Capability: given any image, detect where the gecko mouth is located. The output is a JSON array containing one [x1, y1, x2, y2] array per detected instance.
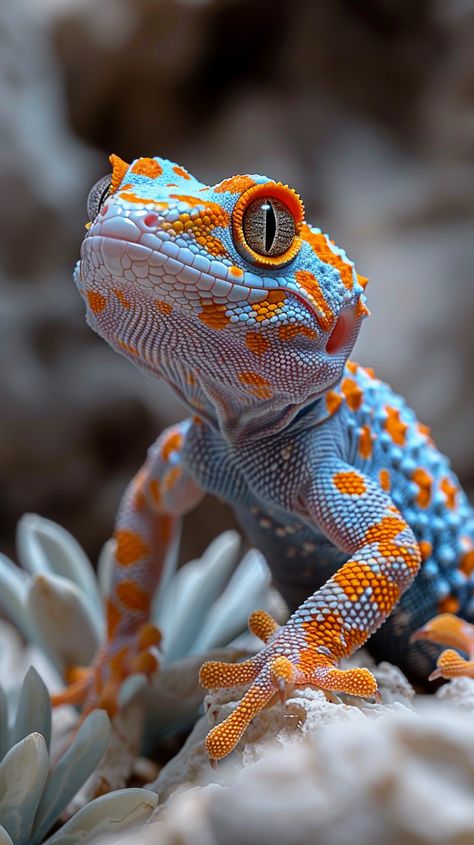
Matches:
[[81, 234, 272, 307], [80, 234, 323, 336]]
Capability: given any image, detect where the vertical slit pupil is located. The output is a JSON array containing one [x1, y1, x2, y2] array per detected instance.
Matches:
[[263, 201, 276, 253]]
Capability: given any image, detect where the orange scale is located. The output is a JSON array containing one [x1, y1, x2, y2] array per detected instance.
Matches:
[[115, 530, 150, 566]]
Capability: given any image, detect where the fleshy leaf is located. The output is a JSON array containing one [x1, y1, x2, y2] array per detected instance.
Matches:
[[27, 572, 102, 673], [17, 515, 103, 617], [0, 825, 13, 845], [150, 520, 181, 619], [0, 732, 48, 845], [158, 531, 241, 662], [11, 666, 52, 751], [32, 710, 111, 844], [41, 789, 158, 845], [0, 686, 8, 762], [96, 538, 115, 598], [191, 549, 271, 653], [0, 553, 34, 640]]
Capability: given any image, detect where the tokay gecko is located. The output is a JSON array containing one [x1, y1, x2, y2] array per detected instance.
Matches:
[[53, 153, 474, 761]]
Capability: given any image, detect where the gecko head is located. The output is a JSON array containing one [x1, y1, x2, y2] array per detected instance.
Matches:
[[76, 154, 369, 425]]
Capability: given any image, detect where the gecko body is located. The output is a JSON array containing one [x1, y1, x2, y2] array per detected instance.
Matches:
[[59, 154, 474, 759]]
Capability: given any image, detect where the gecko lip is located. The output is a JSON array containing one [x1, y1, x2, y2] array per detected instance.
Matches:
[[82, 234, 324, 340]]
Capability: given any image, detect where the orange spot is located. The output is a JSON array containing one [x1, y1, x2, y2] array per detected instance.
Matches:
[[278, 324, 316, 342], [161, 431, 183, 461], [163, 466, 182, 493], [198, 234, 228, 257], [460, 550, 474, 576], [419, 540, 432, 561], [156, 299, 172, 315], [238, 371, 272, 399], [385, 407, 408, 446], [365, 515, 407, 544], [246, 331, 270, 356], [295, 270, 334, 331], [326, 390, 342, 415], [341, 377, 363, 411], [112, 288, 130, 309], [87, 290, 107, 313], [438, 595, 460, 614], [116, 580, 150, 613], [229, 265, 244, 278], [333, 560, 400, 612], [149, 479, 161, 506], [215, 175, 256, 194], [363, 366, 376, 378], [131, 158, 163, 179], [106, 598, 121, 639], [412, 468, 432, 508], [417, 422, 433, 444], [379, 469, 391, 492], [109, 154, 130, 194], [440, 476, 458, 510], [199, 300, 230, 330], [173, 165, 191, 180], [358, 424, 372, 459], [133, 487, 147, 512], [357, 274, 369, 289], [119, 191, 168, 208], [115, 530, 150, 566], [355, 298, 371, 318], [268, 290, 286, 304], [346, 361, 358, 374], [117, 340, 139, 356], [157, 515, 173, 544], [333, 470, 367, 496], [300, 223, 355, 290], [170, 195, 228, 219], [251, 291, 286, 322], [169, 195, 229, 256]]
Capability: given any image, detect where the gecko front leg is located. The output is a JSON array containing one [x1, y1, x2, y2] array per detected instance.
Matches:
[[200, 460, 421, 761], [52, 419, 204, 717]]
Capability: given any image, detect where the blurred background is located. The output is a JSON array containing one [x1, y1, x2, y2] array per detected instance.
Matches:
[[0, 0, 473, 566]]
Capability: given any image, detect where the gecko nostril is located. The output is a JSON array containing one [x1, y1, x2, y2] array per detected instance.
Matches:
[[144, 213, 159, 228]]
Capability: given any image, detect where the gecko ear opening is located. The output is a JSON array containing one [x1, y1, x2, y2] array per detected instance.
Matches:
[[109, 154, 130, 194], [326, 311, 356, 355]]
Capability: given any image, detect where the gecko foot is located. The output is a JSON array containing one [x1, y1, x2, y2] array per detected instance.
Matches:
[[428, 649, 474, 681], [411, 613, 474, 657], [412, 613, 474, 682], [200, 611, 379, 762], [51, 622, 162, 717]]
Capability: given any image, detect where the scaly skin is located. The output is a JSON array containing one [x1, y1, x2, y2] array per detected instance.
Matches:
[[54, 153, 474, 760]]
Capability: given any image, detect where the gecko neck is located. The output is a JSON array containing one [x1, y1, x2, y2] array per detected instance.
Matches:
[[157, 357, 333, 442]]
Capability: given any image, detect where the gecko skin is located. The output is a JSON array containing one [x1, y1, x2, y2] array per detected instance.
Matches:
[[56, 153, 474, 761]]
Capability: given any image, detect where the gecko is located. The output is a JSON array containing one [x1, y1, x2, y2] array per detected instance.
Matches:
[[53, 153, 474, 761]]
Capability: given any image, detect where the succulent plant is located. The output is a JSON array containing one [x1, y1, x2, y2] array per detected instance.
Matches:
[[0, 666, 157, 845], [0, 515, 274, 753]]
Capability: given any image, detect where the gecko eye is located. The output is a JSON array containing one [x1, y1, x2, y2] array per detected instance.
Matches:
[[87, 174, 113, 221], [232, 181, 304, 268], [243, 197, 295, 257]]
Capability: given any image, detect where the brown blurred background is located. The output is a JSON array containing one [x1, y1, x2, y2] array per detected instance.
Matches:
[[0, 0, 473, 566]]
